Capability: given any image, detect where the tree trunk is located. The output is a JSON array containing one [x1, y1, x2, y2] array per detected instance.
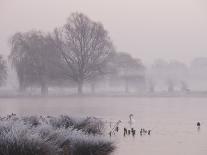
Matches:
[[168, 85, 174, 92], [77, 80, 83, 95], [18, 76, 26, 92], [19, 82, 26, 92], [91, 83, 96, 94], [149, 84, 154, 93], [41, 74, 48, 96], [125, 78, 129, 93], [41, 83, 48, 96]]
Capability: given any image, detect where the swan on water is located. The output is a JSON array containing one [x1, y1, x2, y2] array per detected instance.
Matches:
[[128, 114, 135, 128]]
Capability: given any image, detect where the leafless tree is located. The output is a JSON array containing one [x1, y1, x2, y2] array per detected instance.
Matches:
[[56, 13, 114, 94], [109, 52, 145, 93], [150, 59, 188, 92]]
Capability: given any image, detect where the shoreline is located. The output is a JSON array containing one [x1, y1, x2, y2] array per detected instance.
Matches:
[[1, 91, 207, 98]]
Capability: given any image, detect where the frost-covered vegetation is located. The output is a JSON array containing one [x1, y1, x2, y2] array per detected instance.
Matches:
[[0, 114, 115, 155]]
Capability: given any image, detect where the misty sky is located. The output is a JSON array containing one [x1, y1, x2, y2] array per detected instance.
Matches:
[[1, 0, 207, 64]]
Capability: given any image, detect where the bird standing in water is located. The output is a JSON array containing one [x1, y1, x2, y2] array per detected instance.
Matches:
[[128, 114, 135, 128], [197, 122, 201, 127], [197, 122, 201, 131], [128, 114, 136, 136]]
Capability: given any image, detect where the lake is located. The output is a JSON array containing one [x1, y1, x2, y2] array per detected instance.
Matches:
[[0, 97, 206, 155]]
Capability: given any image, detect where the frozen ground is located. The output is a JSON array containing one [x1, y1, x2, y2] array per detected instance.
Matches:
[[0, 114, 114, 155], [0, 97, 206, 155]]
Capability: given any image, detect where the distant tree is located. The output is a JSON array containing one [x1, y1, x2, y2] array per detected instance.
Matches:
[[147, 77, 156, 93], [110, 52, 145, 93], [189, 57, 207, 90], [180, 80, 190, 92], [55, 13, 114, 94], [9, 31, 61, 95], [0, 55, 7, 86], [190, 57, 207, 80], [166, 78, 175, 92], [148, 59, 168, 92], [150, 59, 188, 92], [167, 60, 188, 92]]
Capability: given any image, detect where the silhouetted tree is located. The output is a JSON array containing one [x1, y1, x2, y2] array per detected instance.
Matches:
[[56, 13, 114, 94]]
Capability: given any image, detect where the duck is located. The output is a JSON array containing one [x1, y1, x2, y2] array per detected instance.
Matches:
[[197, 122, 201, 127]]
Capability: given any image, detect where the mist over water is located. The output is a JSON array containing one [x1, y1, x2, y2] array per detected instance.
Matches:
[[1, 97, 207, 155]]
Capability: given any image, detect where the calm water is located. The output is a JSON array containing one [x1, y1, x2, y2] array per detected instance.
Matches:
[[0, 97, 207, 155]]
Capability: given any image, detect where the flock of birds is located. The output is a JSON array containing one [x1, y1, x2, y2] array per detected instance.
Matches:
[[109, 114, 202, 137], [109, 114, 152, 137], [1, 113, 202, 137]]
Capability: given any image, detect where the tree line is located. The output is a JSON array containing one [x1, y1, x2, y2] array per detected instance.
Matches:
[[1, 12, 206, 95], [3, 13, 144, 95]]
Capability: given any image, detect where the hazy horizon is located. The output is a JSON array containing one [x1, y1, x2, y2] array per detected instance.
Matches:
[[1, 0, 207, 64]]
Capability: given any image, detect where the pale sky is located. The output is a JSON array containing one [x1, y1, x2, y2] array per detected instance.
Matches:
[[1, 0, 207, 64]]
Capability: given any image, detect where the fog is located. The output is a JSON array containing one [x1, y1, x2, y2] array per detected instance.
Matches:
[[1, 0, 207, 64], [1, 1, 207, 155]]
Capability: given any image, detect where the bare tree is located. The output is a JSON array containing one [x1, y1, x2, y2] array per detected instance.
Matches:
[[57, 13, 114, 94], [150, 59, 188, 92], [147, 77, 156, 93], [109, 52, 145, 93], [0, 55, 7, 86]]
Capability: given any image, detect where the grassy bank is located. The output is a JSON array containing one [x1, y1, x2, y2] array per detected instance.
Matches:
[[0, 114, 115, 155]]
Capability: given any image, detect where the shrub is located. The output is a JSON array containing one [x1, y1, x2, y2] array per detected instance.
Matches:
[[0, 115, 115, 155]]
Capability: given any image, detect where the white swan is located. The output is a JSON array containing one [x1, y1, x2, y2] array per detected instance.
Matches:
[[128, 114, 135, 128]]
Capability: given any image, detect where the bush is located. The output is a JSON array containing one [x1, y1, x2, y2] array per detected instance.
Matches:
[[0, 115, 115, 155]]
